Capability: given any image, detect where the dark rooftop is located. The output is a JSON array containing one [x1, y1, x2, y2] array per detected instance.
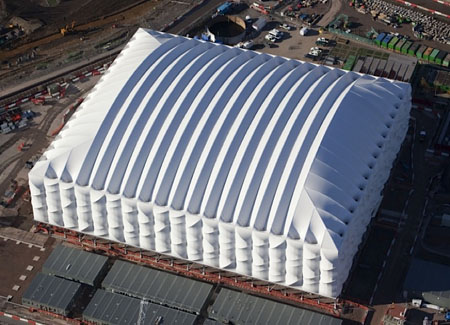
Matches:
[[22, 273, 82, 314], [101, 260, 213, 314], [404, 258, 450, 293], [42, 245, 108, 286], [83, 289, 198, 325], [209, 288, 343, 325]]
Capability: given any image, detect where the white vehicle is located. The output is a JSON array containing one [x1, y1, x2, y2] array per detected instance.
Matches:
[[280, 23, 293, 30], [419, 130, 426, 142], [242, 40, 254, 49], [269, 29, 283, 40], [269, 29, 282, 36], [265, 34, 276, 42], [299, 27, 309, 36]]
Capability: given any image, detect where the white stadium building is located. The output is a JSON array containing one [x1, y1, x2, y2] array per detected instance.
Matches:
[[29, 29, 411, 298]]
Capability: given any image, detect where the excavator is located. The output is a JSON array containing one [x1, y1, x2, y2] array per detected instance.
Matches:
[[60, 21, 76, 36]]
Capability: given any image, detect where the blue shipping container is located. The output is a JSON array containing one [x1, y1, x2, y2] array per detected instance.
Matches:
[[217, 2, 232, 14], [375, 33, 386, 46]]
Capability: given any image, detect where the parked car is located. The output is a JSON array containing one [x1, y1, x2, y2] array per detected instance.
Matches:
[[280, 23, 293, 30], [265, 34, 277, 42]]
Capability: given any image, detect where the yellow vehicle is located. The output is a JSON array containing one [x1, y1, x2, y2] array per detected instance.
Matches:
[[60, 21, 75, 36]]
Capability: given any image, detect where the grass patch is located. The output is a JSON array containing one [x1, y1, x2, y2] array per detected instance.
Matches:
[[46, 0, 59, 7]]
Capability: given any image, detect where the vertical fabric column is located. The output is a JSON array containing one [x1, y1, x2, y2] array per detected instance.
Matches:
[[252, 230, 269, 280], [59, 182, 78, 229], [302, 242, 320, 293], [319, 249, 338, 297], [186, 212, 203, 261], [122, 198, 140, 247], [74, 185, 93, 232], [44, 177, 63, 226], [106, 193, 124, 242], [90, 192, 108, 237], [235, 226, 252, 276], [137, 201, 155, 250], [285, 237, 303, 286], [153, 205, 171, 253], [202, 217, 219, 267], [29, 181, 48, 223], [269, 234, 286, 283], [219, 221, 235, 269], [169, 209, 187, 258]]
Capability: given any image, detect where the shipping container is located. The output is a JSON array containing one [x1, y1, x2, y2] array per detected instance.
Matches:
[[374, 33, 386, 46], [388, 36, 399, 50], [444, 54, 450, 67], [436, 51, 447, 66], [217, 2, 233, 14], [252, 17, 267, 31], [423, 47, 433, 61], [343, 55, 356, 70], [352, 59, 364, 72], [382, 34, 393, 48], [395, 39, 405, 53], [369, 58, 380, 75], [408, 43, 420, 56], [416, 45, 427, 59], [429, 49, 440, 63], [402, 41, 412, 54]]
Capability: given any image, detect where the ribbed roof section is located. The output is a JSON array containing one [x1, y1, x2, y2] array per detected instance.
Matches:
[[30, 29, 411, 297]]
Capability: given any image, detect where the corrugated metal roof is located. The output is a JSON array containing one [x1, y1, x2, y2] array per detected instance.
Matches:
[[42, 245, 108, 286], [102, 260, 213, 314], [83, 289, 197, 325], [209, 288, 342, 325], [22, 273, 81, 314]]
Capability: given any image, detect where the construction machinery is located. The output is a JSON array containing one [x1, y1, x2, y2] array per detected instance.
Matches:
[[60, 21, 76, 36]]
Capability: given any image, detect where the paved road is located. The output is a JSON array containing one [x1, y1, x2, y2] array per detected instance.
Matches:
[[369, 108, 442, 324], [319, 0, 343, 27], [0, 315, 26, 325], [0, 48, 122, 101], [167, 0, 224, 35]]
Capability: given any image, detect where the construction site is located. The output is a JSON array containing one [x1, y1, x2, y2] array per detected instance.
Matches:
[[0, 0, 450, 324]]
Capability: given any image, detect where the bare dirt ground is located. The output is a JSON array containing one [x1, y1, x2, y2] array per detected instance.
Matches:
[[0, 237, 55, 304], [0, 0, 201, 91], [2, 0, 145, 40]]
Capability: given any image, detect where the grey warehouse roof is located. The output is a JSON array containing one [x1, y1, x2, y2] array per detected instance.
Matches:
[[22, 273, 81, 313], [42, 244, 108, 286], [404, 258, 450, 308], [102, 260, 212, 314], [83, 289, 197, 325], [210, 288, 342, 325], [404, 258, 450, 292]]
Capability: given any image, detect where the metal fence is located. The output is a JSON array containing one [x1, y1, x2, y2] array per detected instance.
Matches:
[[328, 28, 376, 46]]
